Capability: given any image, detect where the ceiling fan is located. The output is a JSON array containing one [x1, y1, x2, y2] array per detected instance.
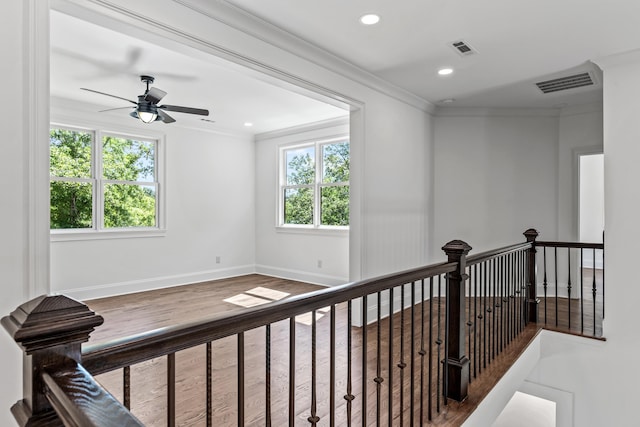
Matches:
[[81, 75, 209, 124]]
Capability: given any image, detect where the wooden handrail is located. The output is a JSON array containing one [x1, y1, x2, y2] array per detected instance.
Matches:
[[4, 228, 606, 426], [536, 241, 604, 249], [82, 261, 458, 374], [466, 242, 532, 266], [43, 360, 143, 427]]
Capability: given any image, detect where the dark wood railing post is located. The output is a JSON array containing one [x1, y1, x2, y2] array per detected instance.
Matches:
[[442, 240, 472, 402], [2, 295, 104, 426], [524, 229, 540, 324]]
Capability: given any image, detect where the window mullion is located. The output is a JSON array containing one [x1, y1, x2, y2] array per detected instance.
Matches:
[[94, 130, 103, 231], [315, 142, 321, 227]]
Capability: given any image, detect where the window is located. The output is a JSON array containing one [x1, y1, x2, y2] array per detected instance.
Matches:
[[50, 125, 163, 237], [279, 138, 349, 228]]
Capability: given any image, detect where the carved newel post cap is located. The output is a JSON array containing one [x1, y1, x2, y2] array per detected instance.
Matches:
[[523, 229, 539, 241], [442, 240, 472, 256], [2, 295, 104, 354]]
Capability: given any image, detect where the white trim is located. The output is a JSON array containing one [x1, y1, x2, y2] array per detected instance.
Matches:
[[173, 0, 433, 113], [255, 117, 350, 142], [49, 123, 167, 236], [278, 137, 350, 228], [56, 265, 255, 301], [254, 265, 347, 287], [25, 0, 51, 299]]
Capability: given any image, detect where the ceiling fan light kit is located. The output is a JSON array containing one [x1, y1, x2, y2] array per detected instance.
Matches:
[[81, 75, 209, 124]]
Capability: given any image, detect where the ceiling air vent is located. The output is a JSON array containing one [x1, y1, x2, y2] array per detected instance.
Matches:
[[450, 40, 476, 56], [535, 72, 595, 94]]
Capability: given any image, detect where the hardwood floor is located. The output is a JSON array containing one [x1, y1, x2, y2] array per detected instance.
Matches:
[[82, 274, 589, 426]]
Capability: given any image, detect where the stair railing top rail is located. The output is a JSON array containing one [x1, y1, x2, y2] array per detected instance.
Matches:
[[82, 260, 458, 375]]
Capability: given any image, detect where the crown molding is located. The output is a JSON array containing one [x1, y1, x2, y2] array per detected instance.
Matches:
[[173, 0, 434, 113], [255, 116, 349, 142]]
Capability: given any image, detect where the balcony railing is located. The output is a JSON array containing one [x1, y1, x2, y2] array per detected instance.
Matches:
[[2, 229, 604, 426]]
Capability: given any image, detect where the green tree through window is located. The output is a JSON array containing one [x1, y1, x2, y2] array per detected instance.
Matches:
[[281, 140, 349, 227], [50, 127, 159, 231]]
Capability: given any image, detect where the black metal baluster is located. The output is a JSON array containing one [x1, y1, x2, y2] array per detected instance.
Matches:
[[436, 275, 442, 414], [428, 278, 434, 421], [420, 279, 426, 425], [168, 353, 176, 427], [592, 248, 597, 335], [362, 295, 368, 427], [411, 282, 416, 427], [330, 305, 336, 427], [375, 292, 383, 426], [388, 288, 394, 427], [308, 311, 320, 426], [266, 325, 272, 427], [289, 318, 296, 427], [602, 243, 605, 319], [443, 274, 449, 408], [509, 253, 514, 342], [345, 301, 354, 427], [237, 334, 244, 427], [555, 247, 559, 327], [123, 366, 130, 410], [490, 258, 496, 363], [482, 261, 487, 370], [543, 247, 548, 325], [399, 286, 406, 425], [567, 248, 572, 330], [206, 343, 212, 427], [473, 264, 479, 378], [467, 267, 473, 384], [580, 248, 584, 335]]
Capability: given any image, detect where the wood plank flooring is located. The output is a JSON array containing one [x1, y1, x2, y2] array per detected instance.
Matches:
[[82, 274, 596, 426]]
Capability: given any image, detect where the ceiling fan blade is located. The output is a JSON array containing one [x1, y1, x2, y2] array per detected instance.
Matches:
[[81, 88, 137, 104], [99, 106, 135, 113], [158, 109, 176, 124], [144, 87, 167, 104], [159, 104, 209, 116]]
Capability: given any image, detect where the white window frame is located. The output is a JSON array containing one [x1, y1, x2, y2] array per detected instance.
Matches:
[[50, 123, 166, 241], [278, 136, 349, 232]]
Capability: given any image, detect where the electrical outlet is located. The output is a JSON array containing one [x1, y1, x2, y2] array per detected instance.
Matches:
[[216, 256, 221, 264]]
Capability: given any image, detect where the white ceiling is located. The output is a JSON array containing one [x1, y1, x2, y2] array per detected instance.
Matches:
[[221, 0, 640, 108], [52, 0, 640, 130], [50, 10, 349, 135]]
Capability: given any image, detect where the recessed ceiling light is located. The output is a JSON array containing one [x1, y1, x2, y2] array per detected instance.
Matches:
[[439, 98, 455, 104], [438, 68, 454, 76], [244, 122, 253, 127], [360, 14, 380, 25]]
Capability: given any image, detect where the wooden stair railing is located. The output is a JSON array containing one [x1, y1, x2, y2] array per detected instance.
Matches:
[[2, 229, 605, 426]]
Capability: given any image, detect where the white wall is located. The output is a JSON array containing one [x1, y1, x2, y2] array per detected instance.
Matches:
[[433, 110, 559, 255], [557, 106, 603, 241], [1, 2, 34, 425], [255, 119, 350, 286], [50, 100, 256, 300]]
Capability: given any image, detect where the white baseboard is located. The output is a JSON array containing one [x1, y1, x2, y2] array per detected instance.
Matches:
[[56, 265, 255, 301], [254, 264, 348, 287]]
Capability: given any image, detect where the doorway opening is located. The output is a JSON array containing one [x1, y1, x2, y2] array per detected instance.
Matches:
[[579, 153, 604, 268]]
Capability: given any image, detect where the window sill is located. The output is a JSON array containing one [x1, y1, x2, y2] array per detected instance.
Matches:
[[51, 228, 166, 242], [276, 225, 349, 237]]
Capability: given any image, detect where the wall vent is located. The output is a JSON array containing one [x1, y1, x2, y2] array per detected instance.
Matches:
[[450, 40, 477, 56], [535, 72, 595, 94]]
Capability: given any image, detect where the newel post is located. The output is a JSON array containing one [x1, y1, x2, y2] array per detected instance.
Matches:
[[524, 228, 540, 324], [1, 295, 104, 426], [442, 240, 472, 402]]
